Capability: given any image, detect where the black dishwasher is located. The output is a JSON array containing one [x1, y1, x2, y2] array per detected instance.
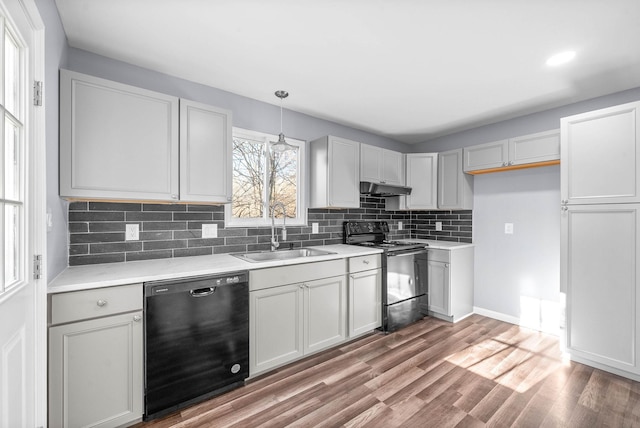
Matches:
[[143, 272, 249, 420]]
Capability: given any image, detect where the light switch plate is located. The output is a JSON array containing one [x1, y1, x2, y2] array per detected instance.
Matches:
[[398, 221, 403, 230], [202, 224, 218, 238], [435, 221, 442, 231], [125, 224, 139, 241], [505, 223, 514, 234], [312, 223, 319, 234]]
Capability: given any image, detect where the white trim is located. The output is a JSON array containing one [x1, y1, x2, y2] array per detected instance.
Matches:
[[473, 306, 560, 336], [473, 306, 520, 326], [16, 0, 46, 425]]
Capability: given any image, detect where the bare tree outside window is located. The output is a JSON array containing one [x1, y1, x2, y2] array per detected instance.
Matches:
[[231, 131, 301, 223]]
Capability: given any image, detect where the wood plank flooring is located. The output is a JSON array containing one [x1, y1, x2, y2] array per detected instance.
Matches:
[[134, 315, 640, 427]]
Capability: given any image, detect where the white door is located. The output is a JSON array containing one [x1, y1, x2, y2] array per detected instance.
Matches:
[[0, 1, 45, 427]]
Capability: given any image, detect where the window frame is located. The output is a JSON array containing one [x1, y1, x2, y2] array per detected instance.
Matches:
[[225, 127, 307, 228], [1, 14, 26, 296]]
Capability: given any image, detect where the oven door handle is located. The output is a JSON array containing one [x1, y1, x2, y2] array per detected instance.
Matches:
[[386, 249, 427, 257]]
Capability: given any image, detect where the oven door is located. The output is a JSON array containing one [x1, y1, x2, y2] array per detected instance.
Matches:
[[385, 248, 428, 305]]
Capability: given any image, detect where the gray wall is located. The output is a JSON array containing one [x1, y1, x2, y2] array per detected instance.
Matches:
[[412, 87, 640, 331]]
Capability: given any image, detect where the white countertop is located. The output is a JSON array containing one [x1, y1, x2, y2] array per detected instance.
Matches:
[[48, 244, 383, 294]]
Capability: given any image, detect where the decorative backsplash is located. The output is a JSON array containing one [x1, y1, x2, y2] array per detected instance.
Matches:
[[67, 197, 472, 266]]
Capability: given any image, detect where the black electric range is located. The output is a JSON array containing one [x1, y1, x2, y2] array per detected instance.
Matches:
[[343, 221, 429, 332]]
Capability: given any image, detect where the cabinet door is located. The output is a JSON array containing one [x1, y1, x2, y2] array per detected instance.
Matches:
[[179, 99, 232, 203], [562, 204, 640, 374], [59, 69, 179, 201], [360, 144, 382, 183], [561, 101, 640, 204], [349, 269, 382, 337], [509, 129, 560, 166], [463, 139, 508, 172], [250, 284, 303, 375], [438, 148, 473, 210], [49, 311, 143, 428], [304, 276, 347, 354], [428, 260, 450, 316], [381, 149, 405, 185], [406, 153, 438, 210], [328, 137, 360, 208]]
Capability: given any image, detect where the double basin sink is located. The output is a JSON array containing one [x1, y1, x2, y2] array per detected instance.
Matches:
[[232, 247, 336, 263]]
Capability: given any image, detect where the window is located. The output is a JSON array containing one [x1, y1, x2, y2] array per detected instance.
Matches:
[[226, 127, 306, 227], [1, 22, 25, 294]]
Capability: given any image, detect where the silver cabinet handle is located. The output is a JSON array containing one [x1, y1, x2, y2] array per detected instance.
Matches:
[[562, 206, 568, 211], [96, 299, 107, 307], [502, 162, 507, 166], [133, 315, 142, 322], [509, 161, 514, 165]]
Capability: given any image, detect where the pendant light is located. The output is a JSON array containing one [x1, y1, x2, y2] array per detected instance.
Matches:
[[270, 90, 296, 152]]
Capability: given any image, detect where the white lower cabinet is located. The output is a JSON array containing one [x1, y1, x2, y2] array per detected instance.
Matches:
[[48, 284, 143, 428], [348, 255, 382, 337], [427, 247, 474, 322], [249, 260, 347, 376]]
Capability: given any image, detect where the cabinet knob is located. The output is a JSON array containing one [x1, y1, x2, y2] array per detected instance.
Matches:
[[502, 162, 507, 167], [363, 260, 370, 265], [508, 161, 514, 166], [171, 194, 178, 200], [561, 206, 568, 211], [133, 315, 142, 322], [96, 299, 107, 307]]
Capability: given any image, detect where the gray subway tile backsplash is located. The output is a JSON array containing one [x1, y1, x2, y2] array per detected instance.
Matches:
[[66, 198, 472, 266]]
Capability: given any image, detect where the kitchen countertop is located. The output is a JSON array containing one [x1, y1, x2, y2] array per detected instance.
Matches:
[[47, 244, 383, 294]]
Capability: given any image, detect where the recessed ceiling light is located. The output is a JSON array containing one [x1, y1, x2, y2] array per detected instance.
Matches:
[[546, 51, 576, 67]]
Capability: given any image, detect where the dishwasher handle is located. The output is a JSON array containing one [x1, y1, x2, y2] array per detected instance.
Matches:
[[190, 287, 216, 297]]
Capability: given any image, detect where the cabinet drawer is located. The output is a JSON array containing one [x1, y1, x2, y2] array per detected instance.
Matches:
[[250, 259, 346, 291], [50, 283, 143, 325], [349, 254, 382, 273], [428, 249, 450, 263]]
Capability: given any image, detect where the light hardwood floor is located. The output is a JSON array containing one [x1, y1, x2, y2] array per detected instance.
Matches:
[[135, 315, 640, 427]]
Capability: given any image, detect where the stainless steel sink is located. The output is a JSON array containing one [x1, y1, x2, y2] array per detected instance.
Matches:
[[232, 247, 337, 263]]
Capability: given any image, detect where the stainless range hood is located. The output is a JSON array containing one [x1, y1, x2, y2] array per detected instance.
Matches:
[[360, 181, 412, 196]]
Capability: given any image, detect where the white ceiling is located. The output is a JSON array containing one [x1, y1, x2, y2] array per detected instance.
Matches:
[[54, 0, 640, 144]]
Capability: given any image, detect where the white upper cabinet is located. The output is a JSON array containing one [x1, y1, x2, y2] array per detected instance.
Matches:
[[438, 149, 473, 210], [60, 70, 233, 203], [60, 69, 180, 201], [463, 129, 560, 173], [561, 101, 640, 205], [309, 136, 360, 208], [463, 139, 509, 172], [179, 99, 232, 203], [360, 144, 405, 186], [387, 153, 438, 210]]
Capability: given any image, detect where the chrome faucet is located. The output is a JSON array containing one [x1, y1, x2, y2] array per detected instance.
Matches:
[[270, 202, 287, 251]]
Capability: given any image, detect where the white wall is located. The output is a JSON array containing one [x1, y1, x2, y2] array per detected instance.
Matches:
[[472, 165, 560, 334]]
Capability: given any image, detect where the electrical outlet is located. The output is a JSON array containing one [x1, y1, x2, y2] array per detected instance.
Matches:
[[435, 221, 442, 231], [202, 224, 218, 238], [125, 224, 139, 241], [312, 223, 319, 234], [398, 221, 403, 230], [505, 223, 514, 234]]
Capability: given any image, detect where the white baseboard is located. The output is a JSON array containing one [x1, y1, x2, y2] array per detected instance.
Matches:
[[473, 306, 559, 336]]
